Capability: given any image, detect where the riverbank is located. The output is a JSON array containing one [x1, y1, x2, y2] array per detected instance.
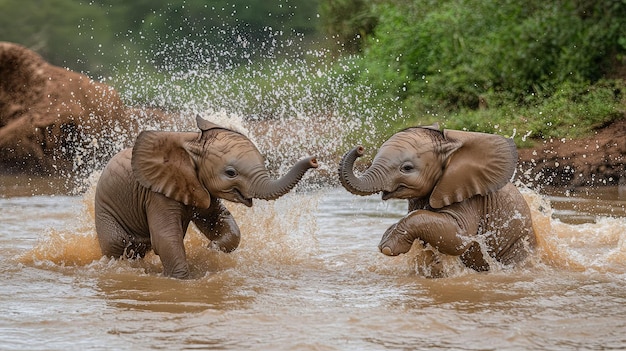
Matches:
[[517, 117, 626, 188]]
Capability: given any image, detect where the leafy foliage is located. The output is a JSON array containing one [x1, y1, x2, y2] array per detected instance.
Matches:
[[1, 0, 625, 145], [318, 0, 379, 52], [0, 0, 118, 75], [0, 0, 320, 75], [337, 0, 626, 141], [357, 0, 626, 104]]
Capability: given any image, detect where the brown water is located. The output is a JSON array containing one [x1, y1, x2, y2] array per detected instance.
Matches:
[[1, 176, 626, 350]]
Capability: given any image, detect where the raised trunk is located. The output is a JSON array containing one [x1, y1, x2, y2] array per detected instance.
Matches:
[[338, 146, 385, 196], [252, 156, 318, 200]]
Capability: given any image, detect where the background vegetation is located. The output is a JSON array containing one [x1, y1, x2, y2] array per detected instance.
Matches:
[[1, 0, 625, 146], [0, 0, 320, 75], [334, 0, 626, 143]]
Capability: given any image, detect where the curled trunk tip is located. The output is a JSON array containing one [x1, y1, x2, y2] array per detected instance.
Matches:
[[355, 145, 364, 157], [338, 145, 382, 196], [307, 157, 319, 169]]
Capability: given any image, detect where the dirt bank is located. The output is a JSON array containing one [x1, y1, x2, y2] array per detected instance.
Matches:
[[517, 118, 626, 188]]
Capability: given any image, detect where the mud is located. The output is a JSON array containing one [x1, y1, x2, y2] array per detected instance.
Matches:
[[517, 118, 626, 188]]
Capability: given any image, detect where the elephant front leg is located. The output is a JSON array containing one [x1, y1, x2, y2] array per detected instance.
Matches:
[[149, 225, 190, 279], [193, 198, 241, 253], [459, 241, 490, 272], [378, 210, 470, 257], [149, 229, 190, 278], [146, 201, 191, 279], [379, 210, 491, 272]]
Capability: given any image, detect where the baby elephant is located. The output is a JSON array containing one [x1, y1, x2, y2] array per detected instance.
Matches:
[[95, 116, 318, 278], [339, 125, 536, 273]]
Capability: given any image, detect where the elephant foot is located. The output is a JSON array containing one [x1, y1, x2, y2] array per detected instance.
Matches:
[[381, 246, 395, 256], [209, 240, 237, 253], [378, 222, 414, 256]]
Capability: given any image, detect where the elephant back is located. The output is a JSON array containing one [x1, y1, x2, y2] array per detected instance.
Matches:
[[0, 42, 47, 123]]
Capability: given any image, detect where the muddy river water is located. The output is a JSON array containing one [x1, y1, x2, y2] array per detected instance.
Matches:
[[1, 175, 625, 350]]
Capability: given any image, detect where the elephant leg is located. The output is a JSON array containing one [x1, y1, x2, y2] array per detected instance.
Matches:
[[95, 211, 150, 259], [379, 210, 472, 257], [496, 234, 533, 266], [146, 197, 190, 279], [460, 241, 490, 272], [192, 198, 241, 253]]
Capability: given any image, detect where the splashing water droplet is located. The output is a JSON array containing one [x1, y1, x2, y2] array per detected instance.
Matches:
[[89, 28, 406, 191]]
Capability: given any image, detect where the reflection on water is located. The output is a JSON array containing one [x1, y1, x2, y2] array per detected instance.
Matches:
[[0, 174, 75, 197], [1, 179, 626, 350], [97, 271, 254, 313], [543, 186, 626, 224]]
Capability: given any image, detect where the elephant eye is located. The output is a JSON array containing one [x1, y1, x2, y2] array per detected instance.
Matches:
[[400, 162, 414, 173], [225, 167, 238, 178]]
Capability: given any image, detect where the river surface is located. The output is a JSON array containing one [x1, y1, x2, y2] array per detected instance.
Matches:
[[1, 176, 626, 350]]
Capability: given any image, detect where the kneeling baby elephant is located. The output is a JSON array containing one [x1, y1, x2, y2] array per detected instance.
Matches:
[[338, 125, 536, 274], [95, 116, 318, 278]]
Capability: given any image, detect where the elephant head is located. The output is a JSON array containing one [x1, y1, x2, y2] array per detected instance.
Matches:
[[132, 116, 318, 208], [338, 125, 517, 208]]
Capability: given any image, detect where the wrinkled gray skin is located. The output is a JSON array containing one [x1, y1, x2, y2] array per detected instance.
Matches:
[[95, 116, 318, 278], [339, 125, 536, 274]]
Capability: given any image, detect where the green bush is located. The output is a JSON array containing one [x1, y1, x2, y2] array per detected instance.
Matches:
[[359, 0, 626, 102], [340, 0, 626, 142], [439, 79, 626, 146], [318, 0, 379, 53]]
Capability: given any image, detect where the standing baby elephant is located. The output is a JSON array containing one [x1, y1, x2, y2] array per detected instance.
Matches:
[[338, 125, 536, 273], [95, 116, 318, 278]]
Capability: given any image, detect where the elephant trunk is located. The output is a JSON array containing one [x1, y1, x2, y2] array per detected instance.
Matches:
[[338, 146, 385, 196], [252, 156, 318, 200]]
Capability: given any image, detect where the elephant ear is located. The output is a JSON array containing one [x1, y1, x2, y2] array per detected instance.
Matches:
[[420, 122, 440, 131], [196, 114, 223, 132], [195, 114, 244, 138], [131, 131, 212, 208], [429, 130, 517, 209]]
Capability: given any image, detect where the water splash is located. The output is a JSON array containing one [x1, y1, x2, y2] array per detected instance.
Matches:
[[16, 28, 626, 279], [522, 188, 626, 274], [17, 190, 101, 267], [15, 179, 626, 279], [96, 32, 404, 188]]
